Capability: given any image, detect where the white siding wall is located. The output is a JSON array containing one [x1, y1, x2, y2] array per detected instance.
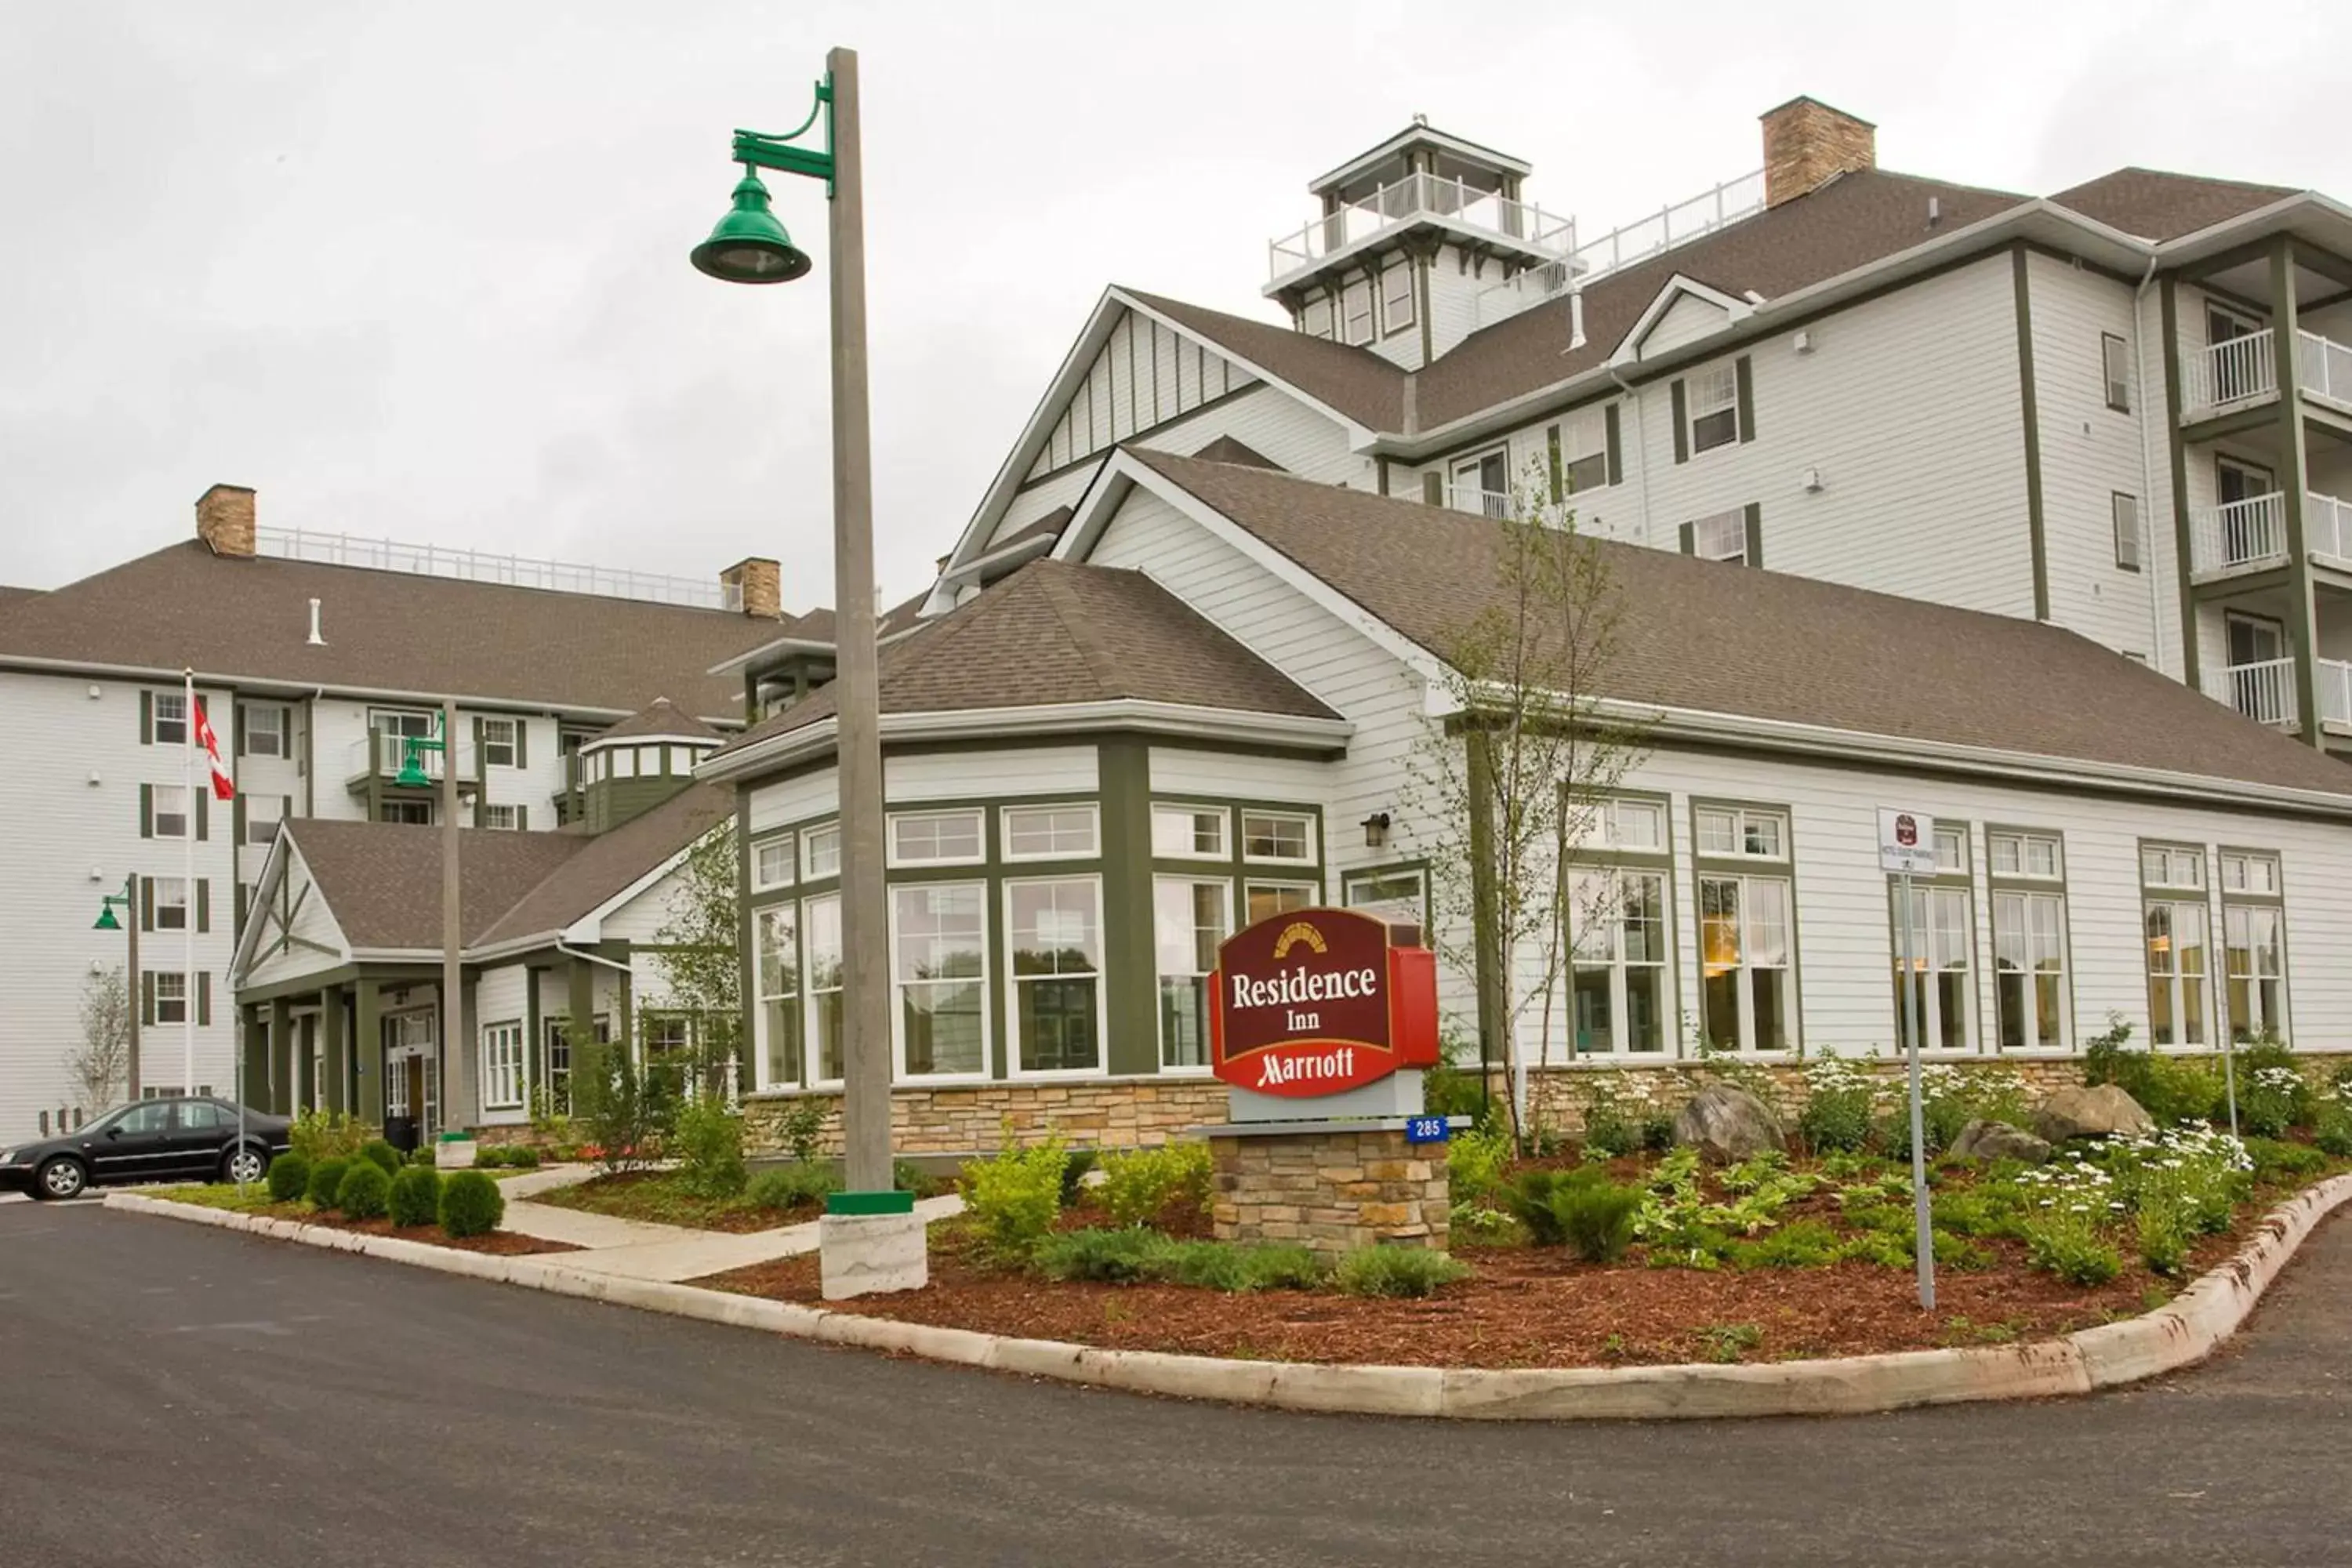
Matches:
[[1428, 241, 1501, 361], [886, 746, 1097, 802], [1639, 292, 1733, 357], [1149, 748, 1327, 804], [748, 767, 837, 833], [472, 963, 530, 1127], [241, 850, 352, 993], [1025, 310, 1260, 481]]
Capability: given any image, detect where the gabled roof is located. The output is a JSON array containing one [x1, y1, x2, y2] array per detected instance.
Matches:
[[0, 585, 42, 610], [2051, 168, 2302, 241], [470, 782, 732, 949], [589, 696, 722, 746], [0, 542, 779, 722], [712, 557, 1341, 755], [1124, 449, 2352, 802], [1190, 435, 1282, 470], [1118, 288, 1408, 434], [275, 819, 584, 951]]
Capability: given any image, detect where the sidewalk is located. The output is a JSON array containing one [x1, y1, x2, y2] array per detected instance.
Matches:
[[494, 1163, 962, 1283]]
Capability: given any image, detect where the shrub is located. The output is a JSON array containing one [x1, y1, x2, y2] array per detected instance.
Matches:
[[2024, 1218, 2122, 1286], [438, 1169, 505, 1238], [746, 1161, 840, 1211], [2315, 1103, 2352, 1159], [1729, 1218, 1841, 1269], [387, 1164, 441, 1227], [1501, 1168, 1577, 1247], [1098, 1142, 1213, 1228], [959, 1131, 1066, 1261], [1162, 1241, 1327, 1292], [2136, 1190, 2193, 1277], [288, 1109, 373, 1163], [1445, 1126, 1512, 1207], [408, 1145, 439, 1167], [502, 1145, 541, 1170], [2244, 1137, 2326, 1182], [2085, 1017, 2226, 1127], [2234, 1047, 2311, 1138], [305, 1156, 354, 1210], [775, 1098, 826, 1166], [359, 1139, 402, 1176], [1551, 1177, 1642, 1263], [1333, 1246, 1468, 1298], [573, 1036, 673, 1174], [267, 1152, 312, 1203], [1578, 1080, 1652, 1159], [1058, 1149, 1098, 1208], [1034, 1226, 1169, 1283], [1797, 1057, 1878, 1153], [336, 1160, 391, 1220], [671, 1098, 747, 1200]]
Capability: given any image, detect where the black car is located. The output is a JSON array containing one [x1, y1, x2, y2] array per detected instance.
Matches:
[[0, 1097, 291, 1200]]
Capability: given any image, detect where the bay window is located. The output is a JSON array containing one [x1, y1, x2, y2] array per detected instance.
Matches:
[[1007, 877, 1103, 1073], [1245, 880, 1316, 924], [756, 905, 803, 1088], [1154, 877, 1228, 1069], [891, 884, 986, 1077], [1242, 810, 1316, 863], [804, 824, 841, 880], [804, 894, 845, 1082], [1152, 804, 1228, 858], [753, 833, 797, 891], [1003, 804, 1098, 861], [888, 808, 982, 867]]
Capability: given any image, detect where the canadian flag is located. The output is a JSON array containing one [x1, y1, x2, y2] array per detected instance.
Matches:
[[193, 697, 237, 801]]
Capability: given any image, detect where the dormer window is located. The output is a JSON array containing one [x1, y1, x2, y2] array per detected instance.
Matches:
[[1341, 276, 1375, 346]]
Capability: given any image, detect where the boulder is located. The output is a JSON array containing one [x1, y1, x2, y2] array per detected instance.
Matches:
[[1672, 1084, 1784, 1163], [2031, 1083, 2155, 1144], [1947, 1119, 2052, 1165]]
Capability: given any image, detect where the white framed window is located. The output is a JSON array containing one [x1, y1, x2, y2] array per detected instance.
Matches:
[[1698, 874, 1795, 1052], [1301, 294, 1333, 341], [889, 809, 982, 867], [370, 707, 434, 740], [2223, 905, 2287, 1040], [247, 794, 285, 844], [2112, 493, 2142, 571], [637, 746, 661, 777], [2141, 844, 2204, 890], [1341, 276, 1374, 346], [1992, 891, 2070, 1051], [1988, 830, 2062, 880], [153, 877, 189, 932], [804, 894, 844, 1083], [2145, 901, 2210, 1048], [1244, 880, 1317, 925], [1003, 804, 1099, 861], [241, 702, 286, 758], [1241, 810, 1316, 864], [1696, 805, 1785, 859], [1006, 877, 1104, 1075], [1153, 877, 1229, 1070], [1152, 804, 1228, 859], [1933, 823, 1969, 874], [2220, 851, 2279, 895], [481, 804, 521, 831], [1554, 408, 1608, 495], [481, 717, 519, 768], [154, 972, 188, 1025], [2102, 332, 2131, 412], [379, 799, 432, 826], [1568, 868, 1669, 1054], [755, 906, 802, 1090], [753, 834, 797, 891], [804, 823, 841, 880], [480, 1020, 526, 1110], [154, 784, 191, 840], [1343, 867, 1428, 927], [1688, 363, 1739, 453], [1381, 259, 1414, 334], [1893, 884, 1975, 1052], [891, 883, 988, 1078], [1577, 796, 1666, 852], [153, 691, 188, 746], [1689, 506, 1748, 564], [613, 748, 637, 779]]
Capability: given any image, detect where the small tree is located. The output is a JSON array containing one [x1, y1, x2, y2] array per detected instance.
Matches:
[[66, 966, 132, 1116], [651, 818, 744, 1102], [1406, 459, 1650, 1148], [572, 1025, 674, 1175]]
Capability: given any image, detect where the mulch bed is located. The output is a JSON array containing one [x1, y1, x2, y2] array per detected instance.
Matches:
[[234, 1202, 579, 1256], [525, 1170, 822, 1232], [690, 1185, 2310, 1371]]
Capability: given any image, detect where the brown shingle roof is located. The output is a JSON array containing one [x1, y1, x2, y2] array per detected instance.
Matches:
[[2052, 168, 2299, 241], [1120, 289, 1408, 433], [0, 542, 779, 721], [1131, 450, 2352, 799], [717, 557, 1340, 753], [472, 782, 732, 948], [282, 819, 583, 950], [591, 697, 723, 745], [1190, 435, 1281, 470]]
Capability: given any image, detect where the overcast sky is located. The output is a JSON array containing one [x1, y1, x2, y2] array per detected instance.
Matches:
[[4, 1, 2347, 612]]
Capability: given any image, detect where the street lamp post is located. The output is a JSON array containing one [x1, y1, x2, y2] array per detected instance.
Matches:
[[694, 47, 895, 1205]]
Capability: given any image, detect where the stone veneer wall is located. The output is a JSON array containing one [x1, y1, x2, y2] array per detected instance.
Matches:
[[740, 1077, 1232, 1159], [1210, 1127, 1449, 1253]]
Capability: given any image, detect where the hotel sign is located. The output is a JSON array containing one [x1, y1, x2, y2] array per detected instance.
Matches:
[[1208, 906, 1440, 1097]]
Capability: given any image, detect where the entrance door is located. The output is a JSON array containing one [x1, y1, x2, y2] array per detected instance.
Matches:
[[1450, 451, 1509, 517]]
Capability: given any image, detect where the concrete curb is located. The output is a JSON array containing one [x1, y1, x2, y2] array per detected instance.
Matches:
[[104, 1171, 2352, 1421]]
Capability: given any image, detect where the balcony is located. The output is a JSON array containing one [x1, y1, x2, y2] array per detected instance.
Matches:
[[2207, 657, 2352, 730], [344, 730, 479, 793], [2189, 490, 2352, 580], [1445, 484, 1513, 520], [2182, 329, 2352, 420], [1268, 171, 1573, 289]]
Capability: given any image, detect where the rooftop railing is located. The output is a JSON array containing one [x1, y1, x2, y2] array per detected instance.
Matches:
[[1268, 171, 1575, 285], [256, 527, 728, 610], [1472, 170, 1767, 330]]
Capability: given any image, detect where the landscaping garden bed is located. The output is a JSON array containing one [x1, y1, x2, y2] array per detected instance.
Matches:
[[146, 1183, 577, 1256], [528, 1168, 828, 1232]]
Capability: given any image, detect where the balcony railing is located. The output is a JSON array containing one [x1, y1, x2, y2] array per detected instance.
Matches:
[[2310, 490, 2352, 566], [2209, 659, 2298, 726], [2183, 330, 2352, 419], [1472, 170, 1767, 329], [1268, 171, 1574, 285], [346, 730, 479, 787], [1443, 485, 1514, 519], [2189, 492, 2287, 577], [258, 527, 727, 610], [2297, 332, 2352, 411], [2321, 659, 2352, 728]]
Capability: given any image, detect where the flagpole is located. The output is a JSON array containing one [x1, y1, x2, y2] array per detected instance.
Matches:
[[183, 667, 196, 1100]]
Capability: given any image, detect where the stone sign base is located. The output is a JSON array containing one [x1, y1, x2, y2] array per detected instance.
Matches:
[[1203, 1119, 1452, 1254], [819, 1211, 929, 1300]]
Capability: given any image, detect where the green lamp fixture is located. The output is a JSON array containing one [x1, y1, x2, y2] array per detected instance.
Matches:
[[394, 738, 432, 789], [93, 901, 122, 931], [691, 169, 811, 284]]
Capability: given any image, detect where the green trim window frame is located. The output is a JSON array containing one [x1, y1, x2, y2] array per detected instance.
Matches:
[[804, 892, 845, 1084], [480, 1019, 526, 1111], [1685, 506, 1749, 564], [890, 880, 989, 1082], [1240, 808, 1317, 866], [887, 807, 985, 868], [803, 822, 842, 880], [1987, 827, 2071, 1053], [1152, 874, 1229, 1072], [1691, 800, 1798, 1055], [1004, 874, 1108, 1077], [1889, 822, 1977, 1055], [754, 903, 804, 1091], [1566, 792, 1675, 1057], [1151, 802, 1229, 860], [752, 832, 797, 892], [2219, 848, 2288, 1042], [2139, 840, 2210, 1051], [1342, 862, 1430, 929], [1002, 802, 1101, 862], [2101, 332, 2132, 412], [152, 690, 189, 746]]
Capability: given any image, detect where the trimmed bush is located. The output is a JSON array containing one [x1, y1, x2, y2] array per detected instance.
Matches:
[[1030, 1230, 1330, 1292], [267, 1152, 312, 1203], [336, 1160, 391, 1220], [305, 1156, 354, 1210], [746, 1161, 840, 1211], [1501, 1167, 1613, 1248], [437, 1169, 505, 1238], [1034, 1226, 1169, 1283], [387, 1164, 441, 1228], [959, 1132, 1067, 1261], [1097, 1142, 1213, 1228], [1551, 1177, 1642, 1264], [1334, 1246, 1468, 1299], [672, 1098, 746, 1200], [359, 1139, 402, 1176]]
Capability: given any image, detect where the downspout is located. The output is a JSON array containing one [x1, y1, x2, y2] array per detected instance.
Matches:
[[1608, 364, 1653, 546], [2132, 250, 2166, 675]]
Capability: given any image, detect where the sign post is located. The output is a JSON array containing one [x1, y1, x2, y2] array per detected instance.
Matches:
[[1878, 807, 1937, 1313]]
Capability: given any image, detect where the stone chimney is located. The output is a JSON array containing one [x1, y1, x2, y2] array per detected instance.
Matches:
[[195, 483, 256, 557], [720, 557, 782, 619], [1760, 96, 1875, 209]]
